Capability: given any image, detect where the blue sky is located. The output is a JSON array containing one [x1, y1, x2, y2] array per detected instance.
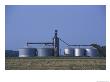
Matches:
[[5, 5, 106, 51]]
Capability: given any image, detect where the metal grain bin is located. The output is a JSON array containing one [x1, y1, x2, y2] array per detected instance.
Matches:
[[64, 48, 74, 56], [19, 48, 37, 57], [37, 48, 54, 57], [86, 48, 98, 57], [74, 48, 85, 57]]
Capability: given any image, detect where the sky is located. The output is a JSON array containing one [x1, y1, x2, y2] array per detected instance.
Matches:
[[5, 5, 106, 52]]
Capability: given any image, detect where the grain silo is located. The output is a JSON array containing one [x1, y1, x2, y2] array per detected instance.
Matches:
[[74, 48, 85, 57], [64, 48, 74, 56], [37, 48, 54, 57], [19, 48, 37, 57], [85, 48, 98, 57]]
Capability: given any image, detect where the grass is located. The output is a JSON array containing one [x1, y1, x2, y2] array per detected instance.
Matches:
[[5, 57, 106, 70]]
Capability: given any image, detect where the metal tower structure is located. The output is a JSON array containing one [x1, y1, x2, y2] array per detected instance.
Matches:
[[53, 30, 59, 56]]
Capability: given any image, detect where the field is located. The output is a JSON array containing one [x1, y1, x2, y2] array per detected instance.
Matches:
[[5, 57, 106, 70]]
